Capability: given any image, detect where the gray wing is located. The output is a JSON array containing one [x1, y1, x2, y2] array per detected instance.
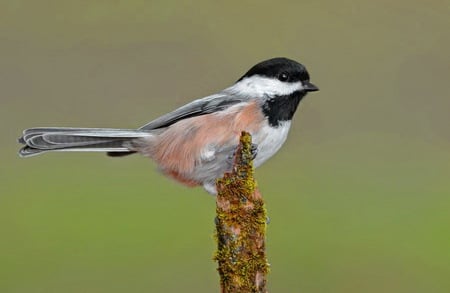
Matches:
[[139, 92, 250, 130]]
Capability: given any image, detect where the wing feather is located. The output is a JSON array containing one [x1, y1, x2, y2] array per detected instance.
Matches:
[[139, 92, 249, 130]]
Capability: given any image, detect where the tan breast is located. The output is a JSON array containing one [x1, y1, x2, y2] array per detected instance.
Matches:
[[138, 101, 265, 186]]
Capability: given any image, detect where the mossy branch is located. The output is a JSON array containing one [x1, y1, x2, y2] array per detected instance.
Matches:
[[214, 131, 269, 293]]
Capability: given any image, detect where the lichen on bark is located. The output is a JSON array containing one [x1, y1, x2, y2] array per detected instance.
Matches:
[[214, 131, 269, 293]]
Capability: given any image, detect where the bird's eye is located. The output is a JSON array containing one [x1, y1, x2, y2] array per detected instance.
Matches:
[[278, 72, 289, 81]]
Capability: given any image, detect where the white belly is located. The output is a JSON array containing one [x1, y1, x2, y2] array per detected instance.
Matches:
[[252, 121, 291, 167]]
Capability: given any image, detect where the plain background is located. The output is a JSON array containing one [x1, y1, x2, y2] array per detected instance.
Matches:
[[1, 1, 449, 292]]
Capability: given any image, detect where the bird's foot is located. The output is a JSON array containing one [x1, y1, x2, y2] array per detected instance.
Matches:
[[227, 143, 258, 164]]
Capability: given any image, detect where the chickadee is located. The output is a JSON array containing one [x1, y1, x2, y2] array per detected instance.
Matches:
[[18, 57, 318, 194]]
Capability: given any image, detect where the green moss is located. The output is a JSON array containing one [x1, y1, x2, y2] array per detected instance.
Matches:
[[214, 132, 269, 293]]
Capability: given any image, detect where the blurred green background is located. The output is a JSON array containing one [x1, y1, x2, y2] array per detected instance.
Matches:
[[1, 1, 449, 292]]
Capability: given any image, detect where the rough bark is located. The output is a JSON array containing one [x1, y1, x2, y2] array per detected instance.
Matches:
[[214, 131, 269, 293]]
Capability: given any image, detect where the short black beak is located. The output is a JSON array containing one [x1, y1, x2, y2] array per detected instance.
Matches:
[[303, 81, 319, 92]]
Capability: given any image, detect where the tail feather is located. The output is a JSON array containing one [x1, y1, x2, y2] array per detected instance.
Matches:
[[18, 127, 152, 157]]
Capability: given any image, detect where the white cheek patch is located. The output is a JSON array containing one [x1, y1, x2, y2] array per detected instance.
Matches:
[[227, 76, 304, 97]]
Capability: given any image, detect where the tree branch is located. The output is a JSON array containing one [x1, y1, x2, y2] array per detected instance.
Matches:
[[214, 131, 269, 293]]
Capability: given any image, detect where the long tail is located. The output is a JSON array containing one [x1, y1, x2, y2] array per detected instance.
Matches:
[[18, 127, 152, 157]]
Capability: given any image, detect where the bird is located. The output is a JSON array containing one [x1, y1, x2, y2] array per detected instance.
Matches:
[[18, 57, 319, 194]]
